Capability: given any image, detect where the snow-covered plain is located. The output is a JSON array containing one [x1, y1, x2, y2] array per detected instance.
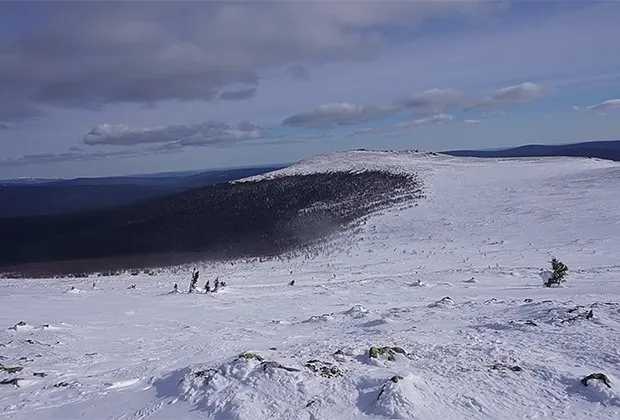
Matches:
[[1, 151, 620, 419]]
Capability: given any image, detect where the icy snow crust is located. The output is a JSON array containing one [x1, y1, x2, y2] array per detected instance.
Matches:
[[1, 151, 620, 419]]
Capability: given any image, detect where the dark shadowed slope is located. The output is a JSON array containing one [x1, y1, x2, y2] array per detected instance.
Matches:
[[0, 165, 286, 217], [444, 140, 620, 161], [0, 170, 422, 275]]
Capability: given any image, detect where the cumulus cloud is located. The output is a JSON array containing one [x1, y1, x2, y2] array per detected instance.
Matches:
[[282, 89, 464, 129], [587, 99, 620, 111], [83, 121, 261, 147], [397, 113, 454, 129], [283, 81, 540, 129], [0, 1, 495, 124], [472, 82, 545, 108], [282, 102, 385, 128]]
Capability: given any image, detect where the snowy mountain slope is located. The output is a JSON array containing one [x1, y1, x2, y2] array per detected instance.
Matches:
[[1, 152, 620, 419]]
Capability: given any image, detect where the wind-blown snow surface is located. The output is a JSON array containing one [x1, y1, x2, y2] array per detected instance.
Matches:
[[2, 151, 620, 419]]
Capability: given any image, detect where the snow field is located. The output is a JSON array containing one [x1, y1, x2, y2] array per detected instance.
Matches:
[[1, 152, 619, 419]]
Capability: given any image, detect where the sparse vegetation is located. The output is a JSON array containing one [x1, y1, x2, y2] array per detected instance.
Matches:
[[368, 346, 407, 361], [238, 352, 264, 362], [544, 258, 568, 287], [304, 360, 343, 378], [188, 270, 199, 293]]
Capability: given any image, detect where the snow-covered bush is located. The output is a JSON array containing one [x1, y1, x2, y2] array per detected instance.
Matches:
[[543, 258, 568, 287]]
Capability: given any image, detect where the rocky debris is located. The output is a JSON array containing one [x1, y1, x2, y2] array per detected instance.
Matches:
[[54, 381, 70, 387], [303, 313, 334, 323], [429, 296, 454, 308], [8, 321, 27, 330], [305, 360, 343, 378], [343, 304, 370, 318], [238, 352, 264, 362], [0, 378, 22, 387], [260, 361, 300, 373], [369, 346, 407, 361], [25, 339, 52, 346], [490, 363, 522, 372], [33, 372, 46, 378], [0, 364, 23, 374], [563, 309, 594, 323], [377, 375, 404, 400], [581, 373, 612, 388]]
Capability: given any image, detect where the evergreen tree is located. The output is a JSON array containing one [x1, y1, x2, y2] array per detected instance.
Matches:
[[189, 270, 199, 293], [546, 258, 568, 286]]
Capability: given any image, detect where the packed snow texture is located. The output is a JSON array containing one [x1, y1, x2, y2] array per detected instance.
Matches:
[[1, 151, 620, 419]]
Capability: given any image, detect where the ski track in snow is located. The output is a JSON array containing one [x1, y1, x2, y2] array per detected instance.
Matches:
[[1, 152, 620, 419]]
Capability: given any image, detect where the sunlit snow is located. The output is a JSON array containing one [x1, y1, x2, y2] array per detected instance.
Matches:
[[1, 152, 619, 419]]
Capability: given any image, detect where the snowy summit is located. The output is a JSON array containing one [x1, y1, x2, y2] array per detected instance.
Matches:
[[1, 151, 619, 419]]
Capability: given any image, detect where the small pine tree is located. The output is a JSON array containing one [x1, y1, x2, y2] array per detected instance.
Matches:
[[546, 258, 568, 286], [189, 270, 199, 293]]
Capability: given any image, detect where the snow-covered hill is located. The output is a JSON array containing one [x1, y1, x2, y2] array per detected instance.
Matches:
[[1, 152, 619, 419]]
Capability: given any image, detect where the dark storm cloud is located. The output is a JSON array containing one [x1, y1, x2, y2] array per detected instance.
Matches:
[[0, 1, 496, 124]]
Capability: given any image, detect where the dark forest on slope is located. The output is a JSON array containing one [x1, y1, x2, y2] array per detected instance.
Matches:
[[0, 171, 423, 276]]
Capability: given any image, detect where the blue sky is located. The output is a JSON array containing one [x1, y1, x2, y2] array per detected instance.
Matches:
[[0, 1, 619, 178]]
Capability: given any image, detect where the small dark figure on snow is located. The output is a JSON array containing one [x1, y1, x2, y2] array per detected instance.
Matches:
[[173, 283, 178, 292], [289, 280, 295, 286], [92, 282, 96, 289], [204, 280, 211, 293], [127, 284, 136, 290], [213, 277, 220, 292]]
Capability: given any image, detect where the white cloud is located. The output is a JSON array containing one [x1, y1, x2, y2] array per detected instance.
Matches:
[[463, 119, 481, 124], [587, 99, 620, 111], [398, 113, 454, 129], [472, 82, 545, 108], [282, 102, 383, 128], [83, 121, 261, 147], [283, 81, 541, 129]]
